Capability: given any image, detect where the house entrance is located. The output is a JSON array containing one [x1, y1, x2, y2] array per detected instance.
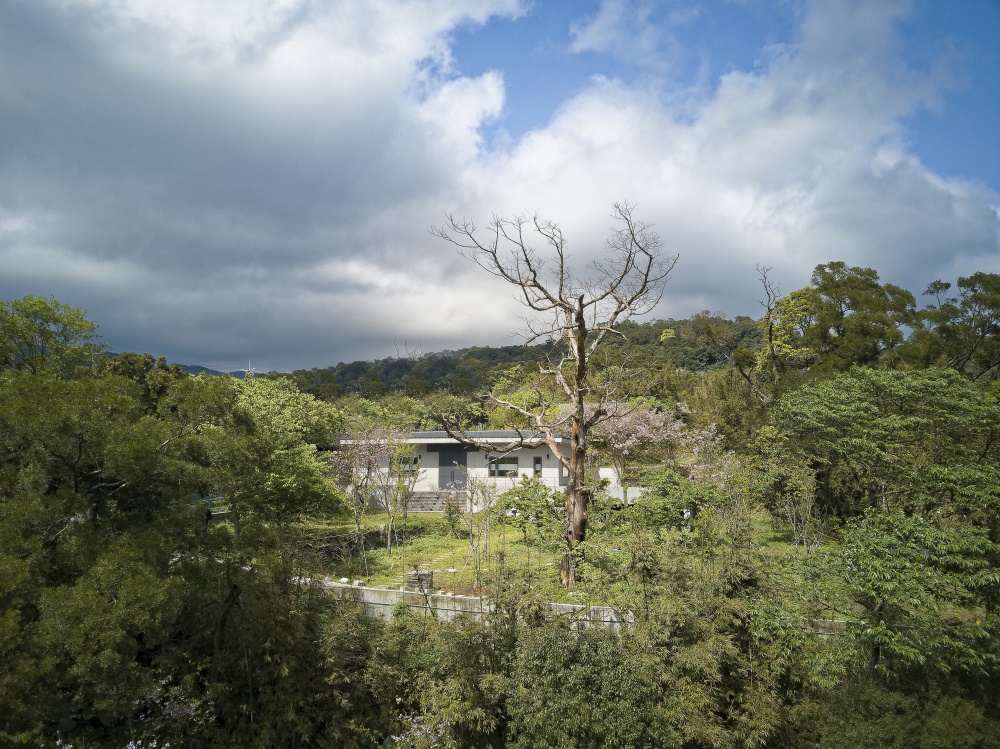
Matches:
[[438, 446, 468, 489]]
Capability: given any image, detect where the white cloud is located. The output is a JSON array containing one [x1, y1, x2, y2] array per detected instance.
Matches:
[[456, 0, 999, 322], [1, 0, 997, 371], [58, 0, 523, 66], [569, 0, 692, 71], [416, 71, 506, 160]]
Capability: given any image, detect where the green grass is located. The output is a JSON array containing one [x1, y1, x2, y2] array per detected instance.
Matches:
[[294, 511, 580, 602], [292, 506, 850, 612]]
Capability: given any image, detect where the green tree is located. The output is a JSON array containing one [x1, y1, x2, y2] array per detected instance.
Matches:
[[0, 365, 208, 744], [742, 268, 818, 401], [837, 509, 997, 675], [906, 272, 1000, 381], [504, 625, 671, 749], [603, 511, 826, 749], [359, 366, 386, 398], [497, 476, 563, 544], [0, 295, 104, 375], [365, 606, 515, 748], [686, 367, 766, 447], [818, 679, 1000, 749], [219, 374, 344, 527], [774, 367, 1000, 520], [749, 426, 827, 553], [801, 262, 915, 371], [92, 351, 188, 412], [0, 325, 358, 745]]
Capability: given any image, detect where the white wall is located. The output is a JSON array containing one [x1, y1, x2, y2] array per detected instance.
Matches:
[[406, 442, 635, 497], [411, 443, 566, 492]]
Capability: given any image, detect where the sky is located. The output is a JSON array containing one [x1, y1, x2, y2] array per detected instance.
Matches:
[[1, 0, 998, 373]]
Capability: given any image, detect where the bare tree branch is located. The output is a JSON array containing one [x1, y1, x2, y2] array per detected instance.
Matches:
[[432, 201, 677, 587]]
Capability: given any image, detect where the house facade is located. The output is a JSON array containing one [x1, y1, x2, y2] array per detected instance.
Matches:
[[341, 430, 642, 513], [405, 430, 569, 493]]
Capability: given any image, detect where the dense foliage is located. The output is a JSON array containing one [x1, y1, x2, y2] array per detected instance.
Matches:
[[3, 264, 1000, 747]]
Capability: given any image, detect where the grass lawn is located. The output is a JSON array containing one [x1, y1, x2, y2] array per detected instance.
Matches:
[[292, 505, 849, 613], [294, 510, 590, 604]]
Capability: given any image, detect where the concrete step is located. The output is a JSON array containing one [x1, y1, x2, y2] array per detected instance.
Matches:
[[406, 491, 450, 513]]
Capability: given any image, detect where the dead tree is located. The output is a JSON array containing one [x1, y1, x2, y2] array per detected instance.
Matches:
[[432, 202, 677, 586]]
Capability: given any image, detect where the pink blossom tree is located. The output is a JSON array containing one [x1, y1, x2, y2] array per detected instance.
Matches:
[[590, 404, 684, 500]]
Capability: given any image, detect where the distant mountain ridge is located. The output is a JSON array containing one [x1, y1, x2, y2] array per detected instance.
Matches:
[[174, 363, 236, 377], [140, 314, 759, 399], [257, 315, 761, 400]]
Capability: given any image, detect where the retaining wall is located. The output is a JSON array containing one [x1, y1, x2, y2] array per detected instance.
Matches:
[[319, 579, 626, 629], [316, 581, 859, 638]]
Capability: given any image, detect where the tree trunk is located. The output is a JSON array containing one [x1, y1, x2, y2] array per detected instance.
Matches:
[[210, 583, 242, 684], [560, 551, 574, 588], [565, 458, 589, 544], [561, 298, 592, 588], [561, 482, 592, 587]]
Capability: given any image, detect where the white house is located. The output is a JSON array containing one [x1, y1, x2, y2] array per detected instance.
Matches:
[[404, 430, 570, 493], [340, 430, 642, 512]]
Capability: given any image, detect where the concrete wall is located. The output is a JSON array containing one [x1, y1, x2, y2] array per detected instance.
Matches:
[[372, 487, 647, 513], [319, 579, 626, 629], [316, 581, 854, 637], [411, 442, 568, 493]]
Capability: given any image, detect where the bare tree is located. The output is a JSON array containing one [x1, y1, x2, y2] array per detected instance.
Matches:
[[372, 440, 421, 556], [432, 202, 677, 586], [455, 477, 499, 591], [332, 416, 420, 570]]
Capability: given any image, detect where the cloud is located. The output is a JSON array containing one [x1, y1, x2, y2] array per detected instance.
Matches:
[[0, 0, 996, 372], [569, 0, 694, 72], [461, 0, 998, 317], [0, 0, 528, 369]]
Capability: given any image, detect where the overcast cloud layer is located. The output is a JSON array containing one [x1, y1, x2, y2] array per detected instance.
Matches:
[[1, 0, 997, 372]]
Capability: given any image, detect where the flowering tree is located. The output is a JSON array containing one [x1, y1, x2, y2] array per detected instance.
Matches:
[[590, 403, 684, 500]]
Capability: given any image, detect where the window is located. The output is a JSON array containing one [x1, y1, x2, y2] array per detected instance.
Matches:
[[489, 456, 518, 478], [533, 456, 543, 476], [399, 455, 420, 473]]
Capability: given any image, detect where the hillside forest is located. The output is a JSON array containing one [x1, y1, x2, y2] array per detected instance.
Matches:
[[2, 260, 999, 747]]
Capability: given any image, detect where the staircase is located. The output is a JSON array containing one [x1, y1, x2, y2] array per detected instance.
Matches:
[[405, 491, 451, 513]]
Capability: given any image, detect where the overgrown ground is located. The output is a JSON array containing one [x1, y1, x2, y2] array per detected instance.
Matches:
[[292, 505, 840, 610], [294, 510, 580, 602]]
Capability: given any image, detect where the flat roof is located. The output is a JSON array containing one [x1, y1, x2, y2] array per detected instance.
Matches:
[[408, 430, 565, 444]]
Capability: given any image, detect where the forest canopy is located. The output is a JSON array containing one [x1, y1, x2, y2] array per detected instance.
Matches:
[[2, 264, 999, 747]]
